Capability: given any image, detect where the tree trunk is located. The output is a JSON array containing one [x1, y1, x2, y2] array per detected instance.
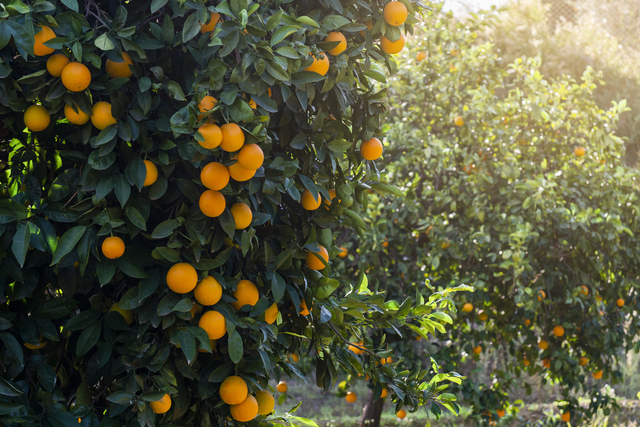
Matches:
[[360, 390, 384, 427]]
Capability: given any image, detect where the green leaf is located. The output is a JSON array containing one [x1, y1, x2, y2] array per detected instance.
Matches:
[[271, 25, 297, 46], [182, 12, 201, 43], [124, 205, 147, 231], [0, 377, 24, 396], [150, 0, 169, 13], [0, 332, 23, 364], [50, 226, 86, 266], [176, 329, 196, 364], [228, 330, 243, 363], [94, 33, 114, 50], [95, 125, 118, 146], [313, 278, 339, 299], [76, 321, 101, 357], [64, 309, 102, 331], [114, 174, 131, 207], [166, 81, 186, 101], [7, 0, 30, 14], [327, 139, 352, 153], [321, 15, 351, 30], [11, 222, 30, 268], [152, 219, 180, 239], [60, 0, 79, 12]]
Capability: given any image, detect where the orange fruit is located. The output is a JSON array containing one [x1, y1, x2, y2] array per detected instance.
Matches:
[[197, 123, 222, 149], [380, 388, 388, 398], [194, 276, 223, 306], [579, 356, 588, 366], [299, 300, 310, 316], [249, 98, 257, 109], [538, 290, 546, 301], [198, 339, 217, 353], [34, 25, 56, 56], [348, 341, 363, 355], [200, 11, 221, 33], [383, 1, 408, 26], [220, 375, 248, 405], [109, 302, 133, 325], [497, 409, 505, 418], [580, 285, 589, 295], [617, 298, 625, 307], [102, 236, 125, 259], [220, 123, 245, 152], [91, 102, 117, 129], [523, 358, 530, 366], [229, 162, 256, 181], [24, 341, 47, 350], [230, 395, 259, 422], [166, 263, 198, 294], [360, 137, 383, 160], [305, 52, 330, 76], [478, 311, 488, 321], [538, 340, 548, 350], [345, 391, 357, 403], [338, 247, 348, 258], [306, 245, 329, 270], [380, 33, 405, 54], [592, 370, 602, 379], [542, 358, 551, 368], [64, 103, 90, 125], [190, 302, 203, 319], [46, 53, 70, 77], [301, 189, 322, 210], [454, 116, 464, 127], [574, 147, 585, 157], [416, 51, 426, 61], [24, 105, 50, 132], [199, 190, 226, 217], [231, 279, 259, 310], [198, 95, 217, 114], [201, 162, 230, 191], [237, 144, 264, 170], [553, 326, 565, 337], [143, 160, 158, 187], [264, 303, 278, 324], [524, 319, 531, 326], [231, 202, 252, 229], [150, 394, 172, 414], [290, 353, 299, 362], [105, 52, 134, 78], [276, 381, 288, 393], [397, 409, 407, 419], [256, 390, 275, 415], [61, 62, 91, 92], [473, 345, 482, 355], [561, 412, 570, 422], [199, 310, 227, 340], [324, 189, 340, 207], [462, 303, 473, 313], [325, 32, 347, 55]]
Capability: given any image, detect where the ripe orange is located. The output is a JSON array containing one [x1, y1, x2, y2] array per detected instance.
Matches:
[[105, 52, 134, 78], [190, 302, 203, 318], [64, 103, 90, 125], [276, 381, 288, 393], [580, 285, 589, 295], [197, 123, 222, 149], [617, 298, 625, 307], [397, 409, 407, 419], [219, 375, 248, 405], [91, 102, 117, 130], [592, 370, 602, 379], [229, 162, 256, 182], [305, 52, 330, 76], [199, 310, 227, 340], [497, 409, 505, 418], [220, 123, 245, 152], [416, 51, 426, 61], [232, 279, 259, 310], [538, 340, 548, 350], [24, 341, 47, 350], [230, 394, 258, 421], [380, 33, 405, 54], [24, 105, 50, 132], [231, 202, 252, 230], [264, 303, 279, 324], [290, 353, 299, 362], [462, 303, 473, 313], [345, 391, 357, 403], [561, 412, 570, 422], [553, 326, 565, 337], [338, 247, 348, 258], [523, 358, 530, 366], [61, 62, 91, 92], [34, 25, 56, 56], [325, 32, 347, 55], [194, 276, 223, 306], [201, 162, 230, 191], [380, 388, 388, 398], [200, 11, 221, 33], [299, 300, 310, 316], [199, 190, 226, 217], [348, 341, 364, 354], [360, 137, 383, 160], [384, 1, 408, 26], [579, 356, 588, 366], [198, 95, 217, 114], [574, 147, 585, 157], [237, 144, 264, 170], [102, 236, 125, 259], [454, 116, 464, 127], [150, 394, 172, 414], [301, 189, 322, 210], [324, 189, 340, 207], [538, 290, 546, 301], [478, 311, 488, 321], [256, 390, 275, 415], [249, 98, 257, 109], [166, 263, 198, 294], [143, 160, 158, 187], [46, 53, 70, 77], [306, 245, 329, 270], [473, 345, 482, 355], [542, 358, 551, 368], [109, 302, 133, 325], [524, 319, 531, 326]]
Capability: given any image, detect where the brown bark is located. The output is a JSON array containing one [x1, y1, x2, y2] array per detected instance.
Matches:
[[360, 390, 384, 427]]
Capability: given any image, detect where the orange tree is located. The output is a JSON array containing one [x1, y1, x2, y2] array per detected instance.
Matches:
[[337, 4, 640, 425], [0, 0, 466, 426]]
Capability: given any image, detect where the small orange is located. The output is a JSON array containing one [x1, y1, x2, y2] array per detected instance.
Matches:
[[382, 240, 389, 248], [199, 310, 227, 340], [102, 236, 125, 259], [305, 52, 330, 76], [592, 370, 602, 379], [34, 25, 56, 56], [299, 300, 310, 316], [478, 311, 488, 321], [200, 11, 221, 33], [497, 409, 505, 418], [105, 52, 134, 78], [345, 391, 357, 403], [538, 340, 548, 350], [416, 51, 426, 61], [190, 302, 203, 319], [290, 353, 299, 362], [523, 358, 530, 366], [61, 62, 91, 92], [24, 341, 47, 350], [249, 98, 257, 109], [538, 290, 546, 301], [276, 381, 288, 393], [199, 190, 226, 217], [383, 1, 408, 26], [380, 388, 388, 398], [553, 326, 565, 337], [220, 123, 245, 152], [231, 279, 259, 310], [617, 298, 625, 307], [64, 103, 90, 125], [348, 341, 363, 355], [473, 345, 482, 355], [198, 339, 217, 353], [166, 263, 198, 294], [231, 202, 252, 230], [324, 189, 340, 207], [396, 409, 407, 419], [579, 356, 588, 366], [220, 376, 248, 405], [574, 147, 585, 157], [201, 162, 230, 191], [524, 319, 531, 326], [454, 116, 464, 127], [380, 33, 405, 54], [325, 32, 347, 55], [198, 95, 217, 114], [462, 303, 473, 313], [264, 303, 279, 324], [143, 160, 158, 187], [229, 162, 256, 182], [306, 245, 329, 270], [109, 302, 133, 325], [256, 390, 275, 415], [301, 189, 322, 210], [91, 102, 117, 130], [150, 394, 172, 414], [338, 247, 348, 258], [237, 144, 264, 170], [197, 123, 222, 149], [24, 105, 50, 132], [46, 53, 70, 77], [542, 358, 551, 368], [360, 137, 383, 160], [193, 276, 223, 306], [580, 285, 589, 295], [561, 412, 570, 422]]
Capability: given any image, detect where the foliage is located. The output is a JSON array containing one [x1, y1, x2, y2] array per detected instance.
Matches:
[[338, 3, 640, 424], [0, 0, 464, 426]]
